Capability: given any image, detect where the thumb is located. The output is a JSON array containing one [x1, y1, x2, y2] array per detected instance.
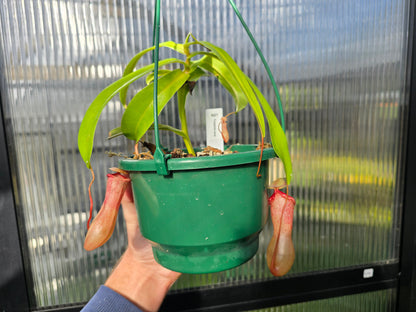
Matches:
[[120, 183, 136, 221], [120, 182, 155, 258], [120, 183, 141, 239]]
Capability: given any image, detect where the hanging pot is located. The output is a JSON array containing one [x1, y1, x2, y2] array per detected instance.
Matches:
[[119, 145, 276, 273]]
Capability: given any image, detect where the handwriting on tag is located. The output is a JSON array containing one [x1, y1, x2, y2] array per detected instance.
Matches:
[[206, 108, 224, 152]]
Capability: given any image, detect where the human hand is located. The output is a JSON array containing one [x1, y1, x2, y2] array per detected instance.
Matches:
[[120, 182, 181, 282], [105, 181, 181, 312]]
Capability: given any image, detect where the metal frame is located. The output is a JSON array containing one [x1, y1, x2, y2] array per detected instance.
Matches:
[[28, 263, 398, 312], [160, 263, 398, 312], [30, 263, 398, 312], [397, 0, 416, 310], [0, 98, 30, 311], [2, 1, 416, 311]]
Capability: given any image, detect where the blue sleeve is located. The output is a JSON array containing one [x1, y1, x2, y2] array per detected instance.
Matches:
[[81, 285, 143, 312]]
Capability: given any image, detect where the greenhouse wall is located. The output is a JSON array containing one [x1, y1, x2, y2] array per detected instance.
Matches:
[[0, 0, 415, 311]]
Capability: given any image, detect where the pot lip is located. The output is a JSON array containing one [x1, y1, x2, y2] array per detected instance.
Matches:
[[119, 144, 277, 172]]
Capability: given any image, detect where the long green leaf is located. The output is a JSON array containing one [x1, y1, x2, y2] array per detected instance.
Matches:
[[120, 41, 187, 105], [198, 41, 265, 137], [196, 55, 248, 113], [109, 124, 187, 141], [187, 51, 217, 60], [145, 69, 172, 85], [121, 69, 191, 142], [150, 124, 186, 138], [77, 58, 182, 168], [248, 79, 292, 184]]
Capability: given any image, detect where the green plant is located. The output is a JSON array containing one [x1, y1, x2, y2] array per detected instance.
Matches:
[[77, 33, 292, 184]]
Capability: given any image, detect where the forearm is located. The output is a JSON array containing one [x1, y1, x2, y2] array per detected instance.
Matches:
[[104, 248, 176, 312]]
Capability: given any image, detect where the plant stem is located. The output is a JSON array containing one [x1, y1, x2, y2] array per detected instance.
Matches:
[[177, 85, 195, 155], [184, 48, 191, 72]]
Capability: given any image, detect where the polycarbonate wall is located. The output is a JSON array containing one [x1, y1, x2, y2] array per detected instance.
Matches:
[[0, 0, 409, 309]]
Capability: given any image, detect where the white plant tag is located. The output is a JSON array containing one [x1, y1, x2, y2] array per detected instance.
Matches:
[[206, 108, 224, 152]]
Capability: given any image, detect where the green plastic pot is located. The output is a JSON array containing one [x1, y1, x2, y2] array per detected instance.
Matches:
[[119, 144, 276, 273]]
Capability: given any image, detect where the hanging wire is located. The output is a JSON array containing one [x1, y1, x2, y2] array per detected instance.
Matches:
[[151, 0, 171, 175], [152, 0, 161, 149], [227, 0, 286, 132]]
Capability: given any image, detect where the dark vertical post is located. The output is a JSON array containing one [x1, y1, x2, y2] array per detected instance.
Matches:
[[398, 0, 416, 310], [0, 97, 30, 310]]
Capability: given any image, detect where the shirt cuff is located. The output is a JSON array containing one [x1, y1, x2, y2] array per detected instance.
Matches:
[[81, 285, 143, 312]]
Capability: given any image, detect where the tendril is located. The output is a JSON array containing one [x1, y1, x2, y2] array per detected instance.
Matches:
[[87, 167, 95, 229]]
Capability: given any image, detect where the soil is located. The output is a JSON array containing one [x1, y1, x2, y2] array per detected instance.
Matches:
[[106, 142, 271, 160]]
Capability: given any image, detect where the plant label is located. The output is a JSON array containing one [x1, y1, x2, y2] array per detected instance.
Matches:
[[206, 108, 224, 152]]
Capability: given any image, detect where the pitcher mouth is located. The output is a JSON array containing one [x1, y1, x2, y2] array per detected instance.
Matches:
[[119, 144, 277, 172]]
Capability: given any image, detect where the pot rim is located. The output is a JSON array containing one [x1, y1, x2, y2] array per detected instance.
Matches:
[[119, 144, 277, 172]]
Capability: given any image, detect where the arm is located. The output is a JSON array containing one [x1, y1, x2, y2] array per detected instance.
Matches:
[[81, 285, 144, 312]]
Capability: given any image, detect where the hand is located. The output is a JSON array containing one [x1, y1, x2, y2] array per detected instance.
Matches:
[[105, 182, 181, 312], [120, 183, 181, 282]]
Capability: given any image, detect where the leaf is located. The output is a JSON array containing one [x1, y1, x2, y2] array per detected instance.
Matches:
[[196, 55, 248, 113], [145, 69, 172, 85], [197, 40, 291, 182], [121, 69, 191, 142], [120, 42, 187, 105], [187, 51, 217, 60], [107, 127, 123, 140], [149, 124, 186, 138], [248, 79, 293, 184], [188, 67, 206, 81], [78, 58, 182, 168], [198, 41, 266, 137]]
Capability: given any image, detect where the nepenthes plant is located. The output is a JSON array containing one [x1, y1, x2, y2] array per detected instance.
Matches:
[[78, 33, 292, 181], [77, 33, 295, 275]]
